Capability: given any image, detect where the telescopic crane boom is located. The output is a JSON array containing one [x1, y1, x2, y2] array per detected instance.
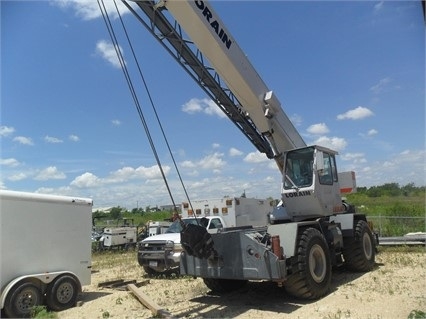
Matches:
[[124, 0, 305, 174]]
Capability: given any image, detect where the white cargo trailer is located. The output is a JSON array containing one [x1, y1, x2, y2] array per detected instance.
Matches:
[[0, 190, 93, 318]]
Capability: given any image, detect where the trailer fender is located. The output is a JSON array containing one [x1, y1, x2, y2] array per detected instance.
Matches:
[[0, 271, 81, 309]]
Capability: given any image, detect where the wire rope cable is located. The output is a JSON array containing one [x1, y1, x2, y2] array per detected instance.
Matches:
[[97, 0, 195, 217]]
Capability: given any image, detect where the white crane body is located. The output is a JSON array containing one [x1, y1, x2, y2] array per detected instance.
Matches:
[[121, 0, 377, 300]]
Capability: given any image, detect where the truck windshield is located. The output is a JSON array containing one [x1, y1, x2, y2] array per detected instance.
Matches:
[[284, 147, 314, 189], [166, 218, 200, 233]]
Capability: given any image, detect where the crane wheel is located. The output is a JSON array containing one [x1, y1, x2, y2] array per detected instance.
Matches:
[[284, 227, 331, 300], [343, 220, 375, 272]]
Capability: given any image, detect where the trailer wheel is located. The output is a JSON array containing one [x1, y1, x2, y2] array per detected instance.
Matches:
[[46, 275, 79, 311], [285, 227, 331, 300], [203, 278, 248, 293], [343, 220, 375, 272], [4, 281, 42, 318]]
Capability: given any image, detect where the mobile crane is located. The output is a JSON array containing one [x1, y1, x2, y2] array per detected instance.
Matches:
[[117, 0, 377, 299]]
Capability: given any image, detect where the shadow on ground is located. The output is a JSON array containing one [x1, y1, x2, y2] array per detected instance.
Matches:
[[172, 263, 382, 318]]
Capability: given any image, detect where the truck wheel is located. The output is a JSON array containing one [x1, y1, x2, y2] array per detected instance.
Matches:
[[143, 266, 160, 277], [285, 227, 331, 300], [343, 220, 375, 272], [46, 275, 79, 311], [203, 278, 248, 293], [4, 281, 42, 318]]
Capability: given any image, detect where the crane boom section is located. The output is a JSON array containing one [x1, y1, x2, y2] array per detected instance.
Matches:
[[161, 0, 306, 157]]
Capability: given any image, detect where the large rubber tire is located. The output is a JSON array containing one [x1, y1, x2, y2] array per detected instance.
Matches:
[[46, 275, 79, 311], [203, 278, 248, 293], [343, 220, 375, 272], [4, 281, 42, 318], [285, 227, 331, 300], [143, 266, 157, 276]]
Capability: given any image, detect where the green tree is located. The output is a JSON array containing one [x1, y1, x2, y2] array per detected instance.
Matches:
[[381, 183, 401, 196], [131, 207, 144, 214], [110, 206, 123, 219], [367, 186, 381, 197], [401, 182, 416, 196]]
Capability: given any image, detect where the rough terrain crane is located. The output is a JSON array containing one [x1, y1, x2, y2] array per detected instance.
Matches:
[[117, 0, 377, 299]]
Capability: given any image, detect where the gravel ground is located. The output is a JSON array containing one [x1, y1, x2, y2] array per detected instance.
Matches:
[[58, 248, 425, 319]]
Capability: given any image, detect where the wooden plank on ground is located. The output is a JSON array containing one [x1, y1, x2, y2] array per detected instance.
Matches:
[[127, 283, 176, 319], [98, 279, 124, 287], [110, 279, 136, 288]]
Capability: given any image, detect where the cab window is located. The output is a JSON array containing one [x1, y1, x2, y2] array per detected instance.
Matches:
[[209, 218, 223, 230], [319, 152, 337, 185]]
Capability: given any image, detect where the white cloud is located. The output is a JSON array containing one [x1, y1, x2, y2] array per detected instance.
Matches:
[[8, 172, 27, 182], [370, 77, 391, 94], [342, 149, 426, 188], [212, 143, 220, 149], [182, 98, 226, 118], [337, 106, 374, 120], [53, 0, 129, 21], [136, 165, 168, 179], [71, 172, 101, 188], [244, 151, 269, 163], [107, 165, 167, 183], [69, 134, 80, 142], [96, 40, 124, 69], [0, 126, 15, 137], [179, 153, 226, 172], [182, 98, 202, 113], [45, 135, 63, 143], [229, 147, 243, 157], [180, 160, 196, 168], [111, 119, 122, 126], [367, 129, 378, 136], [374, 1, 384, 12], [34, 166, 66, 181], [341, 152, 367, 164], [1, 158, 20, 167], [69, 165, 169, 188], [198, 153, 226, 170], [307, 123, 329, 135], [13, 136, 34, 145], [313, 136, 347, 152]]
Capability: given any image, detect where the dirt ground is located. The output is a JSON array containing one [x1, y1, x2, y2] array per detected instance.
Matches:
[[58, 248, 425, 319]]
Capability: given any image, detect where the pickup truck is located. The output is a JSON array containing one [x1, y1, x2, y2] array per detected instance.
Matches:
[[137, 216, 225, 275]]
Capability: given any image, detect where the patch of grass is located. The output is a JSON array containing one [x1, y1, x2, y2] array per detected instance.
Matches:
[[347, 194, 425, 217], [31, 306, 57, 318], [379, 246, 425, 254], [346, 193, 425, 236], [408, 309, 426, 319]]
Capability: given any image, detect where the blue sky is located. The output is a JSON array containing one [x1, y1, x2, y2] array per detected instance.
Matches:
[[1, 1, 425, 209]]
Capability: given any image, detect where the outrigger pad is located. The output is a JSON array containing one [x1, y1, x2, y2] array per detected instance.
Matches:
[[181, 223, 215, 259]]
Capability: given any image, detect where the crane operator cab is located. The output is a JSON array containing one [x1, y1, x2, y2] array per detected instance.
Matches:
[[275, 145, 345, 222]]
